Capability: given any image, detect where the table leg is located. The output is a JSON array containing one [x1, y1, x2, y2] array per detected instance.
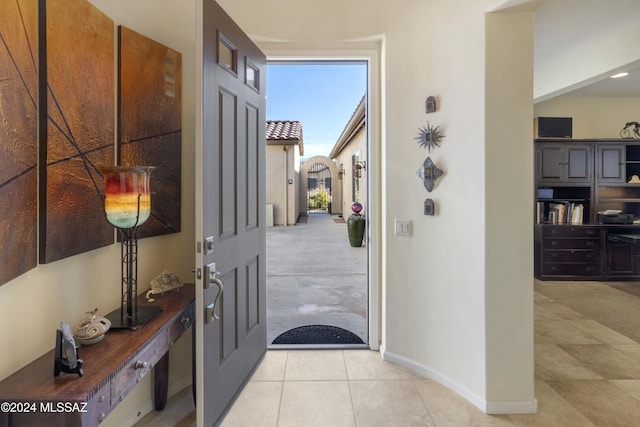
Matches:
[[154, 353, 170, 410]]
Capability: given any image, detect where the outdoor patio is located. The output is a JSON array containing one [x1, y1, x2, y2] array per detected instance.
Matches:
[[267, 213, 368, 346]]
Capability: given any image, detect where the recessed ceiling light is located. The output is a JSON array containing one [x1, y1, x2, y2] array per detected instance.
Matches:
[[611, 72, 629, 79]]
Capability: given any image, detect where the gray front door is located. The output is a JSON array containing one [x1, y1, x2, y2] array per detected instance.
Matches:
[[197, 1, 267, 425]]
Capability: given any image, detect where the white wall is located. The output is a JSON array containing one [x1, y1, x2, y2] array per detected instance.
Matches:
[[0, 1, 196, 426]]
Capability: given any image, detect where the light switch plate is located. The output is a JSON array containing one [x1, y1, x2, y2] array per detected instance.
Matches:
[[394, 219, 411, 237]]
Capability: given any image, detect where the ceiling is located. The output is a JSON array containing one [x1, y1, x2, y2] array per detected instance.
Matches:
[[562, 69, 640, 98]]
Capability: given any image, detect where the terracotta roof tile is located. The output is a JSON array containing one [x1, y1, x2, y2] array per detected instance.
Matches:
[[266, 120, 303, 141]]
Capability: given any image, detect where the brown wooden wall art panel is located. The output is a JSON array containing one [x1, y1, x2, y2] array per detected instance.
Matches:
[[39, 0, 115, 263], [118, 26, 182, 238], [0, 0, 38, 285]]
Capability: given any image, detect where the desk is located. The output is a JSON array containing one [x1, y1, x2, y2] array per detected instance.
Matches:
[[0, 284, 194, 427]]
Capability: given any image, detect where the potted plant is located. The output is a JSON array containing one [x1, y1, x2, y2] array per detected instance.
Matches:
[[347, 202, 365, 247]]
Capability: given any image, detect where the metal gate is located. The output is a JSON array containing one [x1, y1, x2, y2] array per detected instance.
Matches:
[[307, 162, 332, 213]]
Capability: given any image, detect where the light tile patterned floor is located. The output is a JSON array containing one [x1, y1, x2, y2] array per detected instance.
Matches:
[[137, 280, 640, 426]]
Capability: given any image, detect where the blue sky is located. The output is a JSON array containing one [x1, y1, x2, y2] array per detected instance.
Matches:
[[266, 62, 367, 159]]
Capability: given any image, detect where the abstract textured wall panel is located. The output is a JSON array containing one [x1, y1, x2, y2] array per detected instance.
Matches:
[[0, 0, 38, 285], [39, 0, 115, 263], [118, 26, 182, 238]]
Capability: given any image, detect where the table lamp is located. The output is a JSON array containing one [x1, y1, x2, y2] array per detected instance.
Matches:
[[99, 165, 162, 329]]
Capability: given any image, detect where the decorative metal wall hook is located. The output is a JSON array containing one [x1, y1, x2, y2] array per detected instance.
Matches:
[[416, 157, 443, 192]]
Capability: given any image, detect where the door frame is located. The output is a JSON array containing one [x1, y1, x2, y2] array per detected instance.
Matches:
[[261, 42, 382, 351], [195, 36, 382, 425]]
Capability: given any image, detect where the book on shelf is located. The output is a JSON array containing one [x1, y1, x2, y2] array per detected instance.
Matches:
[[543, 201, 583, 225]]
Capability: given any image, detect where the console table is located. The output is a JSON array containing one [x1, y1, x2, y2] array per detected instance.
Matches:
[[0, 284, 194, 427]]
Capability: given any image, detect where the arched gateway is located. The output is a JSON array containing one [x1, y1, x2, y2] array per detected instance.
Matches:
[[299, 155, 342, 215]]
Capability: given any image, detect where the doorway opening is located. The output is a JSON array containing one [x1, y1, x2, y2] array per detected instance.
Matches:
[[265, 61, 369, 348]]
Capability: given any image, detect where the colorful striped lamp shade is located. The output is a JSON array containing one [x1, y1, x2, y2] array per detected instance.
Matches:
[[100, 166, 154, 229]]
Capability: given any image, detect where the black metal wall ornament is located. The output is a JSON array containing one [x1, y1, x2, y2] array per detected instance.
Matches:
[[417, 157, 443, 192], [426, 96, 437, 113], [424, 198, 435, 216], [415, 121, 444, 152]]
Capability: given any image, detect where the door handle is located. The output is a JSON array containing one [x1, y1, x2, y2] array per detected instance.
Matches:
[[206, 278, 224, 322], [204, 263, 224, 323]]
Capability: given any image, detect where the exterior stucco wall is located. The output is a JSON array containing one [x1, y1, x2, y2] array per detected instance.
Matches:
[[334, 127, 367, 215], [266, 144, 299, 225]]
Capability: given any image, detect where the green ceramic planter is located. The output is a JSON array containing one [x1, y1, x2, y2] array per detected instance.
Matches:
[[347, 214, 365, 247]]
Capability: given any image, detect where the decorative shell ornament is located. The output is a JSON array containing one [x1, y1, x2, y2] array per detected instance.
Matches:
[[73, 308, 111, 346], [415, 121, 444, 152], [146, 269, 184, 302]]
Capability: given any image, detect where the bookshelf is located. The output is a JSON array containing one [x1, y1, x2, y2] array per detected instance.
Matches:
[[535, 186, 591, 225], [535, 139, 640, 280]]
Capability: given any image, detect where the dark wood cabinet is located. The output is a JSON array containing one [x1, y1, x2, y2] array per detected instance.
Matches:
[[536, 225, 602, 279], [606, 232, 640, 276], [597, 145, 625, 183], [537, 144, 591, 183], [535, 139, 640, 280]]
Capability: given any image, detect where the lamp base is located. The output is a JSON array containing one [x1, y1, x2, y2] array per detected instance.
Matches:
[[105, 306, 164, 330]]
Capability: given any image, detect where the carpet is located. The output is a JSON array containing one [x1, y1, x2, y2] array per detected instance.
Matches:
[[271, 325, 364, 345]]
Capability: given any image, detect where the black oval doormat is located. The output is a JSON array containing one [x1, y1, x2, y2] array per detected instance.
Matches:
[[272, 325, 364, 345]]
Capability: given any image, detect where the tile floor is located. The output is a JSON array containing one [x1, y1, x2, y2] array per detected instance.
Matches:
[[137, 280, 640, 426]]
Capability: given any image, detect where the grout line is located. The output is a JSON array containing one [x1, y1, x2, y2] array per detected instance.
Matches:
[[275, 350, 289, 426]]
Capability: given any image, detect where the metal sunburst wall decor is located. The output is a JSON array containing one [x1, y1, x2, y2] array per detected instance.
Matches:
[[415, 121, 444, 152]]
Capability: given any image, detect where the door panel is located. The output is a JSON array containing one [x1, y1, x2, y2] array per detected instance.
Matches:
[[198, 0, 267, 425]]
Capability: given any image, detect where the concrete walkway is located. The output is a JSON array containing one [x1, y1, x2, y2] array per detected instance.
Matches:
[[267, 213, 368, 345]]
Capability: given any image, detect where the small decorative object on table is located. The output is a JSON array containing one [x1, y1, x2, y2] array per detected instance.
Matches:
[[73, 308, 111, 346], [146, 269, 184, 302], [54, 323, 83, 377], [347, 202, 366, 247]]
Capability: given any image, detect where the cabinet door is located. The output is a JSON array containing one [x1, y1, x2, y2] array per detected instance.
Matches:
[[606, 241, 635, 274], [566, 146, 591, 182], [538, 145, 564, 182], [599, 145, 625, 183]]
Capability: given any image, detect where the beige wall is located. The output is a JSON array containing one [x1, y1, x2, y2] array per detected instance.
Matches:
[[266, 144, 300, 225], [334, 127, 367, 216], [534, 97, 640, 138]]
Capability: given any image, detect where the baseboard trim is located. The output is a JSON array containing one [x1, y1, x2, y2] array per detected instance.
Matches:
[[381, 349, 537, 415]]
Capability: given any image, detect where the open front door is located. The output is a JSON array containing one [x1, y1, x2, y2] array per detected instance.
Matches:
[[196, 0, 267, 425]]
